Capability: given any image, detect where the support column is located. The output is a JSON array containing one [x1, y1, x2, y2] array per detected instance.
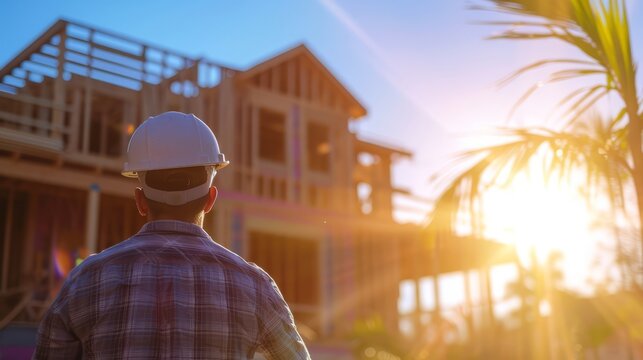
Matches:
[[68, 89, 81, 152], [516, 256, 530, 359], [85, 183, 100, 255], [431, 241, 443, 346], [52, 26, 67, 141], [463, 270, 475, 343], [217, 67, 237, 190], [82, 30, 94, 154], [412, 239, 423, 339], [1, 188, 14, 291], [478, 265, 496, 352], [431, 240, 442, 317], [321, 233, 332, 337], [484, 266, 495, 330], [413, 278, 422, 339]]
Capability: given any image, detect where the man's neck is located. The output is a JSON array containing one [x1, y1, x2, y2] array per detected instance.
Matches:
[[147, 214, 204, 227]]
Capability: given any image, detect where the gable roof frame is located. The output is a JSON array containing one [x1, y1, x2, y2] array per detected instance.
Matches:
[[238, 44, 367, 118]]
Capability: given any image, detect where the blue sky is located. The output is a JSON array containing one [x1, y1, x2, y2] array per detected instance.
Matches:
[[3, 1, 642, 219]]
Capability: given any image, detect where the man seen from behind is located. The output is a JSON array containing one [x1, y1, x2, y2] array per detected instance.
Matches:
[[34, 111, 311, 359]]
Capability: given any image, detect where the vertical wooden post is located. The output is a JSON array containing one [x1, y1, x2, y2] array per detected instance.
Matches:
[[82, 30, 95, 154], [271, 66, 279, 93], [287, 60, 295, 96], [260, 72, 269, 89], [290, 105, 302, 204], [36, 80, 51, 136], [218, 67, 236, 189], [300, 59, 309, 101], [22, 192, 38, 284], [479, 265, 496, 352], [21, 72, 33, 132], [160, 51, 168, 108], [1, 188, 14, 291], [431, 237, 442, 319], [68, 89, 81, 152], [251, 105, 259, 196], [321, 81, 330, 108], [321, 234, 332, 337], [432, 273, 441, 322], [311, 70, 319, 103], [484, 265, 495, 330], [516, 256, 530, 359], [82, 82, 92, 154], [193, 61, 204, 116], [52, 26, 67, 141], [240, 100, 248, 192], [179, 57, 187, 112], [345, 127, 355, 213], [413, 245, 423, 338], [463, 270, 475, 343], [85, 183, 100, 255], [141, 45, 150, 119], [122, 100, 136, 155]]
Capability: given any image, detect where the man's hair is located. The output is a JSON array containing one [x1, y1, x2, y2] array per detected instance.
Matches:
[[143, 166, 210, 222]]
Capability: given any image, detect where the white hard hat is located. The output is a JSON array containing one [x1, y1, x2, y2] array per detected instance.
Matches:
[[122, 111, 229, 205]]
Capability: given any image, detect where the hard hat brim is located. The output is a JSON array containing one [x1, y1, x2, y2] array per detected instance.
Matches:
[[122, 160, 229, 178]]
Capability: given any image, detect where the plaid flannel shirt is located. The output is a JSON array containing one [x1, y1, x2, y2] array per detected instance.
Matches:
[[34, 220, 310, 359]]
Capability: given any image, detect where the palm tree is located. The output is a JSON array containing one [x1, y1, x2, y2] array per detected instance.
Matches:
[[428, 0, 642, 275]]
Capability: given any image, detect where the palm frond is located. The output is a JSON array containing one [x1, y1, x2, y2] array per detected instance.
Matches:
[[475, 0, 577, 23], [476, 0, 639, 125], [497, 59, 598, 87], [427, 119, 632, 238]]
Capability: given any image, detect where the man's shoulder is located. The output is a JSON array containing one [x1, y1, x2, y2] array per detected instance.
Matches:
[[67, 233, 272, 285], [210, 244, 273, 283], [189, 240, 277, 293], [65, 237, 137, 281]]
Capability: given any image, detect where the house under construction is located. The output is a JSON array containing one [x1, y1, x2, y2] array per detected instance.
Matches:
[[0, 19, 515, 358]]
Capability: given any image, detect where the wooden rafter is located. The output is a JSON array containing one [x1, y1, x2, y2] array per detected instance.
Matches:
[[0, 19, 66, 81]]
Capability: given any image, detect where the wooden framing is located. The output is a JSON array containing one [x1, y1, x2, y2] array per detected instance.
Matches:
[[0, 19, 434, 344]]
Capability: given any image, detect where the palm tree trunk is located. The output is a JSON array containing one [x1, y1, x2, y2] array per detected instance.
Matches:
[[624, 104, 643, 275], [631, 162, 643, 287]]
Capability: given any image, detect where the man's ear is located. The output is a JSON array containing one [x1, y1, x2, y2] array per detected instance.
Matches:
[[134, 187, 149, 217], [204, 186, 218, 214]]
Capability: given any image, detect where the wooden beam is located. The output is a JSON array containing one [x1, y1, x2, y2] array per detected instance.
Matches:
[[0, 20, 66, 80], [0, 110, 66, 134], [0, 156, 134, 197], [0, 90, 68, 111], [64, 46, 143, 73], [76, 35, 145, 63], [63, 53, 145, 83], [65, 18, 218, 68]]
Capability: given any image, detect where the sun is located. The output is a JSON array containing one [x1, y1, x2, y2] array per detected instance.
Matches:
[[481, 172, 595, 266]]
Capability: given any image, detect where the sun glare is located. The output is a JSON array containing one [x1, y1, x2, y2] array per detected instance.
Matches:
[[481, 173, 595, 268]]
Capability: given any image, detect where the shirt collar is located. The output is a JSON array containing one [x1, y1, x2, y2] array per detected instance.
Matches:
[[138, 220, 211, 239]]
